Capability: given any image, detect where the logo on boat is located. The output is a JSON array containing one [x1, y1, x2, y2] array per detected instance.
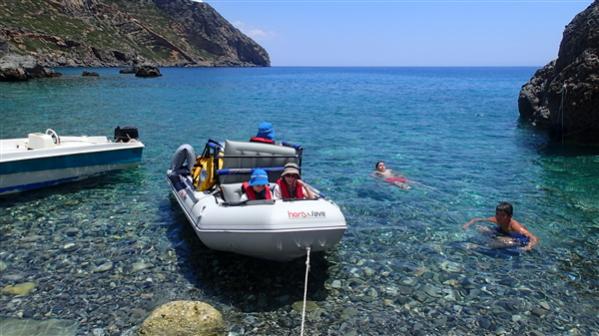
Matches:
[[287, 210, 326, 219]]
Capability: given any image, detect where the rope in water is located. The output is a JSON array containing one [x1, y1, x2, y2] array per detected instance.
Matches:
[[299, 246, 311, 336]]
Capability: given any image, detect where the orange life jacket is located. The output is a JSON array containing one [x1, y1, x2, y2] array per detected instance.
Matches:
[[249, 136, 275, 144], [276, 178, 305, 199], [242, 182, 272, 200]]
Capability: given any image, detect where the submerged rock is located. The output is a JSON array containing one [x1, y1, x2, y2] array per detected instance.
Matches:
[[292, 300, 320, 313], [0, 318, 78, 336], [93, 261, 113, 273], [82, 71, 99, 77], [518, 2, 599, 143], [138, 301, 224, 336], [1, 281, 36, 296]]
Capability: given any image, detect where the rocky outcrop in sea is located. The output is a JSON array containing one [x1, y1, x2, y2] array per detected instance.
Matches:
[[0, 0, 269, 68], [518, 1, 599, 143], [0, 54, 61, 81], [134, 65, 161, 78]]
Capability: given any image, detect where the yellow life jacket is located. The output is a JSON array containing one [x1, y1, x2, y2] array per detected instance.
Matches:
[[192, 154, 222, 191]]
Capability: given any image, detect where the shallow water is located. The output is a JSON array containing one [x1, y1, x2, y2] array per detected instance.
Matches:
[[1, 67, 598, 335]]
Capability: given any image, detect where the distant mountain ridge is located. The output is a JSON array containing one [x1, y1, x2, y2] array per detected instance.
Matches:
[[0, 0, 270, 67]]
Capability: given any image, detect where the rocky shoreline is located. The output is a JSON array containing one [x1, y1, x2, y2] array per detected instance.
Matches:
[[0, 54, 61, 81]]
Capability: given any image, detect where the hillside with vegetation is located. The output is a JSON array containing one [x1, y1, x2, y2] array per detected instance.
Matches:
[[0, 0, 270, 67]]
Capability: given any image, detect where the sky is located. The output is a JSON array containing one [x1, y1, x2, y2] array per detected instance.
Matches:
[[206, 0, 594, 66]]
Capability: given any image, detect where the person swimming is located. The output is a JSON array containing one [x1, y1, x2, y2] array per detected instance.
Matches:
[[463, 202, 539, 251], [373, 161, 410, 189]]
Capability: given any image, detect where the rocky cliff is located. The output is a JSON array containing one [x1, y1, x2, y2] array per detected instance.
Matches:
[[518, 1, 599, 143], [0, 0, 270, 67]]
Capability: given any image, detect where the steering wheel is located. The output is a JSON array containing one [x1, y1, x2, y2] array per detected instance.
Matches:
[[45, 128, 61, 145]]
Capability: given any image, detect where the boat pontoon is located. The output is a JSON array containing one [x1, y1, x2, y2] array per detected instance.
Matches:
[[167, 139, 347, 261], [0, 127, 144, 195]]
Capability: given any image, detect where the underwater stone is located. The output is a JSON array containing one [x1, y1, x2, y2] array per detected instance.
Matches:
[[292, 300, 319, 313], [92, 328, 106, 336], [1, 282, 36, 296], [331, 280, 342, 289], [363, 267, 375, 277], [440, 260, 462, 273], [93, 261, 113, 273], [340, 307, 358, 320], [0, 261, 6, 272], [138, 301, 224, 336], [62, 243, 77, 252], [0, 318, 78, 336], [130, 261, 153, 273]]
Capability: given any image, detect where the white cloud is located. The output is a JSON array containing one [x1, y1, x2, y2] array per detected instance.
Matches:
[[232, 21, 276, 40]]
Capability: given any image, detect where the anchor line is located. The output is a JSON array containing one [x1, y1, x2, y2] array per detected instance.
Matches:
[[300, 246, 311, 336]]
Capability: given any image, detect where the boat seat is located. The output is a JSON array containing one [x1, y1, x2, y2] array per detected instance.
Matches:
[[220, 183, 244, 203], [220, 140, 299, 184]]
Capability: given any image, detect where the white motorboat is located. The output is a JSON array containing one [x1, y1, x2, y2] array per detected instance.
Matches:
[[0, 127, 144, 195], [167, 139, 347, 261]]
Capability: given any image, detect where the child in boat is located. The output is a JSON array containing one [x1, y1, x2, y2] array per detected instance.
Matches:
[[373, 161, 411, 190], [240, 168, 273, 201], [463, 202, 539, 251], [273, 163, 315, 200], [249, 121, 276, 144]]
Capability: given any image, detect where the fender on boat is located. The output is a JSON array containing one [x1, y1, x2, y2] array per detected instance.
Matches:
[[170, 144, 195, 176]]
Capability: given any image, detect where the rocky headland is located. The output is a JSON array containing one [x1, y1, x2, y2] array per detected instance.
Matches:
[[518, 1, 599, 143], [0, 0, 270, 68]]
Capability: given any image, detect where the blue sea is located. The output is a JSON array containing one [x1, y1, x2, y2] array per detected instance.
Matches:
[[1, 67, 598, 335]]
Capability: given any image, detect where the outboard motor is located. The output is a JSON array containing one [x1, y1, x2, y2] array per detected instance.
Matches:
[[114, 126, 139, 143]]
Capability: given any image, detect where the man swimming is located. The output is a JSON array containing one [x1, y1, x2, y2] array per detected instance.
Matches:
[[463, 202, 539, 251]]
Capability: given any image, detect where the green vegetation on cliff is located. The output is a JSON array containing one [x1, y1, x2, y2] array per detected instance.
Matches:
[[0, 0, 270, 67]]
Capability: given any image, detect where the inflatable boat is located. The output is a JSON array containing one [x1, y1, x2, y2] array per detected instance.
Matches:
[[0, 127, 143, 195], [167, 139, 347, 261]]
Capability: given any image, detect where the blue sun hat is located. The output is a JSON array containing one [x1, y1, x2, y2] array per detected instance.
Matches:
[[249, 168, 269, 186], [256, 121, 275, 140]]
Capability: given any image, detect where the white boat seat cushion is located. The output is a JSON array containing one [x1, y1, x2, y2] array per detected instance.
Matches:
[[221, 183, 244, 203], [220, 140, 299, 184]]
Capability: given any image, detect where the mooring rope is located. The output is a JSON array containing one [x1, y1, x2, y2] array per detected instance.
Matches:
[[300, 246, 311, 336]]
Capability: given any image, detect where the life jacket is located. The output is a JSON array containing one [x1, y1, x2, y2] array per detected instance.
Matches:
[[242, 182, 272, 200], [249, 136, 275, 144], [276, 178, 305, 199]]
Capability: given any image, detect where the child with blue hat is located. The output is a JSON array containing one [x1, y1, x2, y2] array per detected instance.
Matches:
[[250, 121, 276, 144], [241, 168, 273, 201], [249, 168, 269, 186]]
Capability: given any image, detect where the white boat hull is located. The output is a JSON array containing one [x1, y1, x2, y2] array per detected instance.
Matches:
[[1, 135, 143, 195], [167, 174, 347, 261]]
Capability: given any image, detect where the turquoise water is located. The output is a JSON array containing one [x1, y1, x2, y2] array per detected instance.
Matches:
[[1, 67, 598, 335]]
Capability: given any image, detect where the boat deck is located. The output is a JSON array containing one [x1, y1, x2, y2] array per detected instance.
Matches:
[[1, 136, 143, 163], [1, 136, 110, 154]]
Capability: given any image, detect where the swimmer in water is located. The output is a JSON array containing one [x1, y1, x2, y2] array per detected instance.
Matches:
[[463, 202, 539, 252], [373, 161, 411, 190]]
